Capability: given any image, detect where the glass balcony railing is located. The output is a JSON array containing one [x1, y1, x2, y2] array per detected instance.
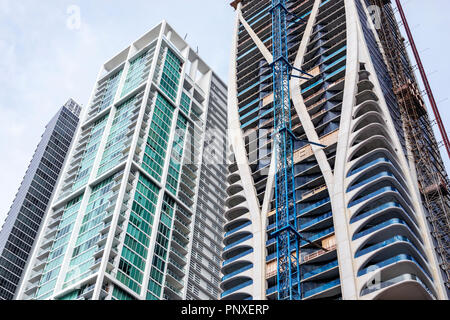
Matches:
[[266, 278, 300, 296], [358, 254, 430, 278], [237, 74, 272, 98], [266, 286, 277, 295], [350, 201, 403, 224], [267, 211, 333, 232], [221, 264, 253, 282], [322, 45, 347, 62], [222, 249, 254, 267], [353, 218, 406, 240], [299, 211, 333, 230], [266, 252, 277, 262], [360, 273, 435, 299], [220, 280, 253, 298], [298, 197, 331, 215], [303, 279, 340, 298], [323, 56, 347, 73], [347, 171, 395, 192], [302, 260, 339, 280], [301, 227, 334, 245], [355, 236, 412, 258], [224, 221, 252, 238], [266, 238, 276, 246], [347, 157, 392, 177], [348, 186, 398, 208], [224, 234, 253, 252]]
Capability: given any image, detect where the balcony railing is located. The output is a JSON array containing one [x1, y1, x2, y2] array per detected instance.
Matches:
[[358, 254, 430, 279], [353, 218, 407, 240], [348, 186, 397, 208], [222, 249, 254, 267], [355, 236, 412, 258], [224, 235, 253, 252], [350, 201, 403, 224], [360, 273, 435, 299], [221, 280, 253, 298], [224, 221, 252, 238], [221, 264, 253, 282], [302, 260, 339, 280], [347, 157, 391, 177], [303, 278, 340, 298]]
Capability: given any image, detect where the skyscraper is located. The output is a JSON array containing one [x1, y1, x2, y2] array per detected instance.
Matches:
[[222, 0, 448, 300], [17, 21, 228, 300], [0, 99, 81, 300]]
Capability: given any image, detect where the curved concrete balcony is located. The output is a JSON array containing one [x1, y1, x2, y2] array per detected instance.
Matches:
[[347, 149, 399, 178], [353, 214, 425, 255], [351, 113, 386, 137], [222, 247, 253, 269], [355, 89, 378, 106], [353, 98, 383, 118], [224, 219, 252, 238], [221, 262, 253, 285], [221, 278, 253, 300], [350, 127, 392, 156], [346, 169, 407, 195], [350, 198, 422, 240], [357, 251, 432, 283], [352, 217, 421, 245], [227, 172, 242, 185], [357, 256, 437, 300], [347, 179, 413, 213], [226, 183, 244, 197], [346, 154, 404, 185], [348, 187, 417, 226], [348, 135, 396, 163], [357, 79, 374, 93], [355, 235, 425, 261], [228, 162, 239, 174], [225, 205, 250, 221], [346, 179, 413, 218], [221, 264, 254, 298], [358, 69, 371, 81], [225, 190, 247, 208], [355, 232, 429, 274], [223, 233, 253, 254], [360, 273, 436, 300]]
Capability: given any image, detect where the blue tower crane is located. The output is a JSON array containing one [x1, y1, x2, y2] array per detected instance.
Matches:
[[270, 0, 326, 300]]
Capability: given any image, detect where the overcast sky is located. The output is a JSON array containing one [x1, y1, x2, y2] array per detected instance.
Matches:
[[0, 0, 449, 227]]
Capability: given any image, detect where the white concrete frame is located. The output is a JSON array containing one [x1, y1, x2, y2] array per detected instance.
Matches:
[[224, 0, 447, 300]]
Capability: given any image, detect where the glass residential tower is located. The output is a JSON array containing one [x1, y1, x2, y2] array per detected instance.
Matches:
[[17, 21, 228, 301], [0, 99, 81, 300]]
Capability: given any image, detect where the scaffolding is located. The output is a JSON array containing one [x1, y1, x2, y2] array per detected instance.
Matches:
[[270, 0, 327, 300], [270, 0, 303, 300], [371, 0, 450, 289]]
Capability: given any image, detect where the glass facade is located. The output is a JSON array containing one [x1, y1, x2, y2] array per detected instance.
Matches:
[[0, 100, 81, 300], [18, 22, 228, 301], [142, 93, 175, 181]]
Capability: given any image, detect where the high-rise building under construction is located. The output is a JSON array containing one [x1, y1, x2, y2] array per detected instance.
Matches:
[[222, 0, 449, 300], [17, 21, 228, 300]]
